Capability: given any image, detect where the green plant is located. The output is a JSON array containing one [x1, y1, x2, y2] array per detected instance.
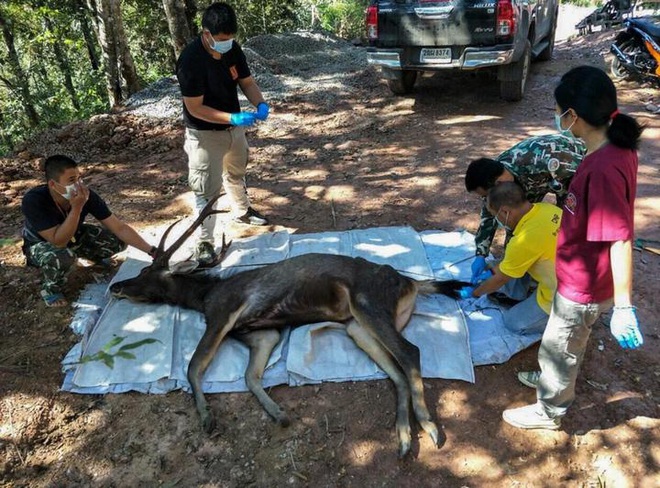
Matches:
[[77, 335, 161, 369]]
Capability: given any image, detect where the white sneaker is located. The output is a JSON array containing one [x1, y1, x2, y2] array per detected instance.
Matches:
[[502, 403, 561, 430]]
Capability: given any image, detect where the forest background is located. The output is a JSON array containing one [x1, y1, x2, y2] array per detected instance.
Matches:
[[0, 0, 377, 156]]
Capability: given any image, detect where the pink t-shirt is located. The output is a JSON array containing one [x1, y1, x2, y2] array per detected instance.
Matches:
[[556, 143, 637, 304]]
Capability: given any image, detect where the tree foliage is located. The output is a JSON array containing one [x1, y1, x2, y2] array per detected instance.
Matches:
[[0, 0, 370, 156]]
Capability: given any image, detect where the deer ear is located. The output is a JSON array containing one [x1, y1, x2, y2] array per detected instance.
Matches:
[[169, 260, 199, 275]]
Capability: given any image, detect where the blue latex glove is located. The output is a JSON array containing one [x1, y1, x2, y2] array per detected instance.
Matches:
[[255, 102, 270, 121], [610, 306, 644, 349], [229, 112, 257, 127], [458, 286, 475, 300], [473, 269, 493, 284], [470, 256, 487, 284]]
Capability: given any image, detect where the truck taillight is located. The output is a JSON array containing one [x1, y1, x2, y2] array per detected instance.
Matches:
[[496, 0, 516, 37], [366, 5, 378, 40]]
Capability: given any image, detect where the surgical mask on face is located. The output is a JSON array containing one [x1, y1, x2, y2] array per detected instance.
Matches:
[[54, 180, 78, 200], [555, 109, 576, 137], [494, 208, 510, 230], [206, 32, 233, 54]]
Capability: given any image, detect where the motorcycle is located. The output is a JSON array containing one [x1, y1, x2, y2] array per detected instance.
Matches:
[[610, 16, 660, 86]]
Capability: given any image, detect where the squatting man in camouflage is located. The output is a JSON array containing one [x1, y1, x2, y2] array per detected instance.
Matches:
[[464, 134, 586, 291], [21, 155, 156, 307]]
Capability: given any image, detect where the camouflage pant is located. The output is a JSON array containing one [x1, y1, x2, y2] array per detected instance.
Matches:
[[24, 224, 126, 296]]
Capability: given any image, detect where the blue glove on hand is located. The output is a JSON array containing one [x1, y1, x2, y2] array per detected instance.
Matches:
[[610, 306, 644, 349], [458, 286, 475, 300], [255, 102, 270, 121], [473, 269, 493, 284], [471, 256, 487, 284], [229, 112, 257, 127]]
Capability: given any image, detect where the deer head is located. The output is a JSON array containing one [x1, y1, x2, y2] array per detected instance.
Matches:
[[110, 195, 231, 303]]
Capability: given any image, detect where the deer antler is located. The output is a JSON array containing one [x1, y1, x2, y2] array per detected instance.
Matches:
[[153, 194, 228, 267]]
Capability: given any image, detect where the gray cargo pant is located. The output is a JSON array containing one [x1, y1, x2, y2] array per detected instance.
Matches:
[[184, 126, 250, 243], [24, 224, 126, 296], [536, 292, 612, 419]]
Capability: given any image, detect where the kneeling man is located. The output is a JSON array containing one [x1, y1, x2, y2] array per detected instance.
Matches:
[[459, 182, 562, 335]]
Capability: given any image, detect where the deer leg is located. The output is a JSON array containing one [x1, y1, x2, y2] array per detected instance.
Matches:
[[188, 304, 247, 433], [350, 304, 440, 453], [393, 293, 441, 449], [236, 329, 290, 427], [345, 321, 413, 458]]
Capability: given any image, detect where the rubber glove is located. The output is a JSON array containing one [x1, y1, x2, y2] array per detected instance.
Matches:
[[458, 286, 476, 300], [473, 269, 494, 284], [470, 256, 487, 284], [610, 306, 644, 349], [255, 102, 270, 121], [229, 112, 257, 127]]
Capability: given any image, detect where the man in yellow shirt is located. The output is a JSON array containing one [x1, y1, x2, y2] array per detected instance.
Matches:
[[458, 182, 562, 335]]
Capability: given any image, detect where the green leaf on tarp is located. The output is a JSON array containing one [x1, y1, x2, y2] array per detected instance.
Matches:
[[102, 336, 126, 352], [115, 351, 137, 360], [76, 335, 160, 369], [118, 338, 161, 351]]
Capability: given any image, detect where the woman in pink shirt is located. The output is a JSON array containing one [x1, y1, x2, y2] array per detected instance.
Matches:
[[502, 66, 645, 430]]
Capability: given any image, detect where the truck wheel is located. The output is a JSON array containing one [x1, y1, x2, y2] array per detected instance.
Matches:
[[387, 70, 417, 95], [499, 40, 531, 102], [537, 10, 558, 61]]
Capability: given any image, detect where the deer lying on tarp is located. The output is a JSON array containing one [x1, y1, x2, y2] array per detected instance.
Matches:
[[110, 195, 469, 457]]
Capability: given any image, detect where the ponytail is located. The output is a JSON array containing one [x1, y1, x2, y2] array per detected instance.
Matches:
[[555, 66, 644, 150], [607, 112, 644, 150]]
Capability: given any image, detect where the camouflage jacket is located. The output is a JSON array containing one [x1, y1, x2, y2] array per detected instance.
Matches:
[[475, 134, 586, 257]]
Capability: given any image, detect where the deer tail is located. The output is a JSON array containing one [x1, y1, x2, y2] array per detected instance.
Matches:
[[417, 279, 472, 299]]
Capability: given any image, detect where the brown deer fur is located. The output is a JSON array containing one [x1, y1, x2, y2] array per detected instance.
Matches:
[[110, 196, 468, 457]]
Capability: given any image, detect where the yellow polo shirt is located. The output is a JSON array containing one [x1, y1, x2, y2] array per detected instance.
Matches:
[[499, 203, 562, 313]]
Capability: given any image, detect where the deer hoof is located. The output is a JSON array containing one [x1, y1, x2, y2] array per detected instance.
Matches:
[[425, 423, 440, 447], [398, 441, 411, 458], [278, 415, 290, 428], [201, 412, 216, 434]]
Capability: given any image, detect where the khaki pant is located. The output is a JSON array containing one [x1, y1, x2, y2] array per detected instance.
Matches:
[[536, 292, 612, 418], [184, 127, 250, 243]]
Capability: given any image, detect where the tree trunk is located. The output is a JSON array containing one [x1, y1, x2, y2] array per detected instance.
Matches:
[[108, 0, 140, 96], [76, 0, 100, 71], [0, 13, 39, 125], [44, 17, 81, 111], [184, 0, 198, 38], [86, 0, 139, 107], [86, 0, 120, 105], [162, 0, 193, 59]]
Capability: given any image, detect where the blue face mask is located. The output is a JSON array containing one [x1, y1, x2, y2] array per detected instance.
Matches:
[[206, 32, 233, 54], [554, 109, 575, 138]]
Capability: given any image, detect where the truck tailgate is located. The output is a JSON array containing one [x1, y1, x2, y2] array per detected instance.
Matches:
[[376, 0, 499, 47]]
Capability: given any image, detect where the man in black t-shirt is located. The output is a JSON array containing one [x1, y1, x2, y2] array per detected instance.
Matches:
[[21, 155, 156, 307], [176, 2, 271, 266]]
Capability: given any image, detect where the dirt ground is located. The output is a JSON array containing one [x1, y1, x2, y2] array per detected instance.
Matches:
[[1, 22, 659, 488]]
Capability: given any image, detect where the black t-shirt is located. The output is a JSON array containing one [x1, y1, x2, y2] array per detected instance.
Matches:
[[176, 37, 251, 130], [21, 185, 112, 246]]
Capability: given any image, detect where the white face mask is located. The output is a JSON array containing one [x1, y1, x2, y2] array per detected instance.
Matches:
[[54, 180, 78, 200], [206, 32, 233, 54], [554, 109, 576, 138], [494, 208, 510, 230]]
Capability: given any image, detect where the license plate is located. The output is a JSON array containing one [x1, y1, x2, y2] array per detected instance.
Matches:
[[420, 48, 451, 64]]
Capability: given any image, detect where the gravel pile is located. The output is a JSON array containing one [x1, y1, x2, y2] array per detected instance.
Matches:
[[123, 30, 373, 120]]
